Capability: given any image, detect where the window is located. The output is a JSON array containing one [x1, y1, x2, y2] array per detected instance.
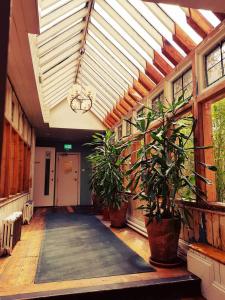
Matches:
[[118, 124, 122, 140], [176, 114, 196, 201], [173, 69, 193, 102], [126, 117, 132, 136], [211, 98, 225, 202], [206, 40, 225, 86], [152, 92, 164, 112]]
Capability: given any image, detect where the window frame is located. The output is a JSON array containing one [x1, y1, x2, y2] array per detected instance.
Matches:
[[173, 68, 193, 102], [205, 39, 225, 87]]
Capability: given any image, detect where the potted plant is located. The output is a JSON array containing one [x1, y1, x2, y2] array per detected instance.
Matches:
[[126, 95, 216, 267], [86, 130, 130, 227]]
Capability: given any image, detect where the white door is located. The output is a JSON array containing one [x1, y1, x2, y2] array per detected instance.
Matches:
[[56, 153, 80, 206], [33, 147, 55, 207]]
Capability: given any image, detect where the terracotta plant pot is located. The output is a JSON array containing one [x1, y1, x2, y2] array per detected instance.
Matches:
[[109, 201, 128, 228], [145, 218, 181, 267], [102, 207, 110, 221]]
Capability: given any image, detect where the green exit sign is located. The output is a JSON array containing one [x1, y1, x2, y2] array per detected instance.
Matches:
[[64, 144, 72, 151]]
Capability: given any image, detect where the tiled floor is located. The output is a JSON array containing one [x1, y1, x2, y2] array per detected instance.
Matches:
[[0, 208, 203, 299]]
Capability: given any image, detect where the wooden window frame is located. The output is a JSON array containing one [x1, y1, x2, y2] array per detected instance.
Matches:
[[117, 124, 122, 140], [173, 68, 193, 102], [205, 40, 225, 87]]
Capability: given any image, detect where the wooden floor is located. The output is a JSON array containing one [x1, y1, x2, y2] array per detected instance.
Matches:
[[0, 208, 203, 299]]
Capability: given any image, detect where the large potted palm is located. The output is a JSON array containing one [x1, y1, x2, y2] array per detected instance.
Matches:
[[86, 130, 130, 227], [126, 96, 216, 267]]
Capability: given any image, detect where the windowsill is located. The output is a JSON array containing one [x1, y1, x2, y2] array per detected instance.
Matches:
[[0, 192, 29, 208], [178, 198, 225, 213], [189, 243, 225, 265]]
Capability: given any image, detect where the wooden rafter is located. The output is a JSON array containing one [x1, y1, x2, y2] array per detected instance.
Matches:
[[173, 24, 196, 54], [145, 62, 164, 84], [187, 9, 214, 38], [116, 103, 128, 115], [75, 0, 95, 83], [139, 72, 156, 91], [133, 80, 149, 97], [128, 87, 143, 103], [162, 38, 183, 66], [124, 93, 137, 107], [153, 51, 173, 76], [120, 98, 133, 112]]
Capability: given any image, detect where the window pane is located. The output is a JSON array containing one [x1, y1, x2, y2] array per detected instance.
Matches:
[[184, 82, 193, 100], [211, 98, 225, 203], [177, 115, 195, 201], [174, 89, 183, 102], [118, 125, 122, 139], [173, 77, 182, 95], [207, 62, 223, 85], [206, 47, 221, 70], [183, 69, 192, 85], [222, 41, 225, 59], [126, 118, 132, 136]]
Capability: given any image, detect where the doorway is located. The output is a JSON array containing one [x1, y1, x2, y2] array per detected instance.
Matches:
[[33, 147, 55, 207], [56, 153, 80, 206]]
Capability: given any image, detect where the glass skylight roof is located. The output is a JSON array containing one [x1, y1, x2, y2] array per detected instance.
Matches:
[[36, 0, 221, 123]]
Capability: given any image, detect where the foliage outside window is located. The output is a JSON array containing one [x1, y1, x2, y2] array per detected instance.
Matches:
[[126, 117, 132, 136], [177, 115, 196, 201], [152, 92, 164, 112], [118, 124, 122, 140], [173, 69, 193, 102], [211, 98, 225, 202], [206, 40, 225, 86]]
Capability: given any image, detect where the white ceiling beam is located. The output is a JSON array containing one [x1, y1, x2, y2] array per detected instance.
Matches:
[[86, 34, 135, 83], [40, 33, 82, 66], [40, 0, 59, 10], [45, 81, 73, 104], [40, 0, 85, 28], [82, 59, 124, 97], [43, 76, 75, 99], [39, 21, 84, 56], [43, 63, 77, 86], [38, 8, 88, 45], [96, 0, 155, 59], [41, 52, 79, 80], [42, 70, 75, 94], [81, 65, 119, 101], [91, 11, 146, 69], [80, 73, 115, 109], [85, 47, 129, 90], [83, 54, 125, 94], [41, 46, 80, 73], [77, 78, 110, 113], [43, 73, 75, 97]]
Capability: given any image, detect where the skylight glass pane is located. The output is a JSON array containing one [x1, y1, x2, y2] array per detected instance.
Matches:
[[105, 0, 174, 67], [40, 3, 85, 33], [86, 42, 132, 85], [88, 29, 138, 79], [159, 4, 202, 44], [128, 0, 186, 57], [91, 17, 144, 72], [198, 10, 220, 27], [94, 2, 152, 64]]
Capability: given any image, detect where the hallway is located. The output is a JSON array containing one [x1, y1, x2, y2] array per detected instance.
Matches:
[[0, 208, 199, 299]]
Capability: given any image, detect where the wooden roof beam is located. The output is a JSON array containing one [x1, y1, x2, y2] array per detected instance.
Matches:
[[120, 98, 133, 112], [186, 9, 214, 38], [133, 80, 149, 97], [138, 72, 156, 91], [128, 87, 143, 103], [153, 51, 173, 76], [162, 38, 184, 66], [116, 103, 128, 116], [173, 24, 196, 54], [124, 93, 137, 107], [145, 62, 164, 84]]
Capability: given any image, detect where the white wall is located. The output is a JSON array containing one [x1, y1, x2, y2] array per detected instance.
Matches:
[[49, 100, 106, 130]]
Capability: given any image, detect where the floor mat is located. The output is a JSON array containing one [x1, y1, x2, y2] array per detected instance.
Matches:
[[35, 210, 154, 283]]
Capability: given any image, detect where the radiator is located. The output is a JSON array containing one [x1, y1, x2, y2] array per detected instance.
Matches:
[[23, 200, 33, 224], [1, 211, 22, 255]]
